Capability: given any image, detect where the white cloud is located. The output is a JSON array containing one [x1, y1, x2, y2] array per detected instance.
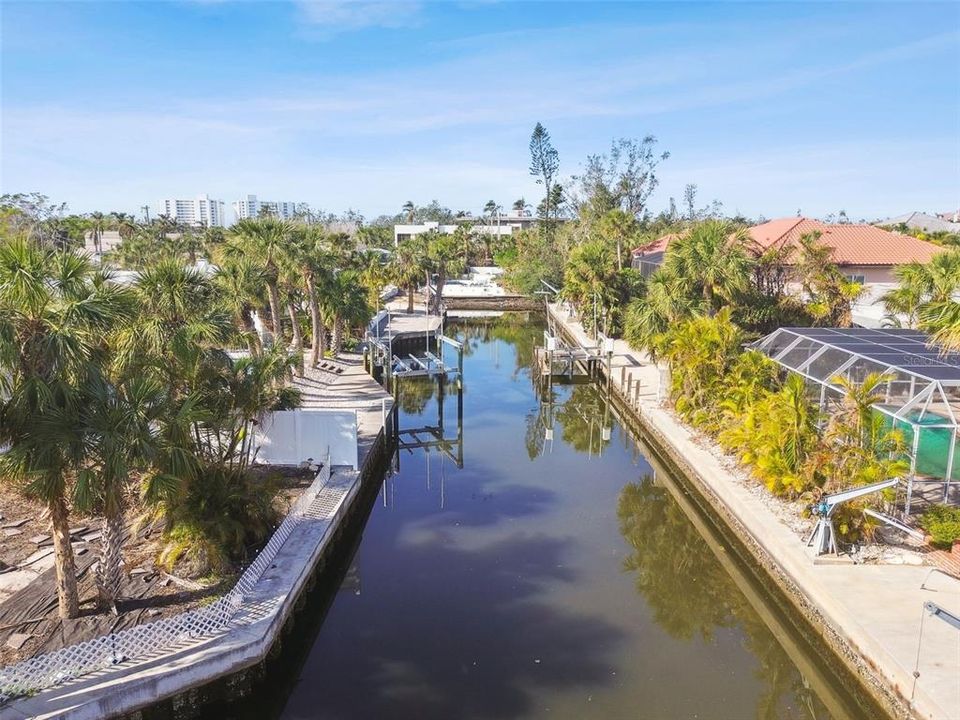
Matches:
[[295, 1, 423, 32]]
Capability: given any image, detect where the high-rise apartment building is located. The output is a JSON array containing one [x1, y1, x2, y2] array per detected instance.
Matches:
[[233, 194, 299, 221], [154, 195, 226, 227]]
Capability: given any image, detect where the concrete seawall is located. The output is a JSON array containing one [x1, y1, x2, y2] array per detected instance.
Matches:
[[442, 295, 541, 311], [546, 302, 960, 720]]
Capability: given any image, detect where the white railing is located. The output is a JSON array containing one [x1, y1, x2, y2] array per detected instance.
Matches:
[[0, 456, 332, 703]]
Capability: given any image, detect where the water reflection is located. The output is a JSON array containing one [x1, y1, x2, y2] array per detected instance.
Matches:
[[618, 477, 830, 720], [458, 314, 538, 376], [554, 384, 612, 457], [527, 382, 613, 459], [220, 315, 878, 720]]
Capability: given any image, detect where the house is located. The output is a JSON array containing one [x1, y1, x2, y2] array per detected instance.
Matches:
[[633, 218, 945, 327], [630, 235, 672, 276], [745, 217, 942, 284], [393, 213, 552, 245], [394, 220, 513, 245], [748, 218, 946, 326], [636, 218, 943, 283], [874, 211, 960, 235]]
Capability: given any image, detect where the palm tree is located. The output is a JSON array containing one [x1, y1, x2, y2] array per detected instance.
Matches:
[[0, 239, 132, 618], [425, 231, 465, 314], [623, 271, 704, 359], [78, 373, 165, 610], [884, 250, 960, 328], [794, 232, 863, 327], [390, 236, 426, 312], [512, 198, 530, 216], [213, 255, 266, 356], [599, 209, 639, 271], [664, 219, 753, 315], [89, 210, 106, 257], [287, 226, 334, 368], [116, 259, 232, 393], [357, 248, 389, 312], [229, 218, 292, 341], [830, 372, 891, 449], [112, 212, 138, 241], [564, 240, 619, 335], [320, 270, 371, 355], [283, 285, 305, 376], [402, 200, 416, 224], [173, 227, 203, 265], [920, 300, 960, 352]]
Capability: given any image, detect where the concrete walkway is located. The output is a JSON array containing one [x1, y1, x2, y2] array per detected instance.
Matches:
[[379, 302, 443, 340], [292, 353, 393, 465], [548, 303, 960, 720]]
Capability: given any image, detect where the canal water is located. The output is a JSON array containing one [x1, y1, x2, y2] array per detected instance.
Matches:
[[231, 316, 877, 720]]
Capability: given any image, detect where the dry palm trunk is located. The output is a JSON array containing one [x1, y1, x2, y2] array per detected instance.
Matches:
[[407, 285, 415, 313], [433, 271, 447, 314], [96, 507, 125, 613], [267, 282, 283, 341], [306, 272, 324, 367], [287, 304, 304, 376], [240, 308, 261, 357], [332, 316, 344, 356], [49, 495, 79, 619]]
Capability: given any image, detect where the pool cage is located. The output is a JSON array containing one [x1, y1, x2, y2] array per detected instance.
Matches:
[[752, 327, 960, 507]]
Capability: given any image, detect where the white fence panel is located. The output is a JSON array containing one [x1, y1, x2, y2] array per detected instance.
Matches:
[[254, 409, 358, 469]]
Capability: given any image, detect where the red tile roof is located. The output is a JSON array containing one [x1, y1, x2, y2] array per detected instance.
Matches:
[[632, 234, 675, 255], [635, 218, 942, 267], [746, 218, 942, 266]]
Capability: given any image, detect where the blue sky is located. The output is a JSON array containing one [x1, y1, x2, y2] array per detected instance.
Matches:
[[2, 1, 958, 221]]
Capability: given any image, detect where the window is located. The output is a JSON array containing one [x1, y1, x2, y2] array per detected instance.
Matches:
[[845, 274, 866, 284]]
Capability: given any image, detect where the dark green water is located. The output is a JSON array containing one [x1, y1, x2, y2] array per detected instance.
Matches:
[[221, 316, 880, 720]]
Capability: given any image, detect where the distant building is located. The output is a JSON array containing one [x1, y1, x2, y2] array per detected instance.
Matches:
[[154, 195, 226, 227], [456, 213, 540, 232], [233, 194, 299, 221], [393, 215, 541, 245], [874, 212, 960, 234], [937, 209, 960, 223]]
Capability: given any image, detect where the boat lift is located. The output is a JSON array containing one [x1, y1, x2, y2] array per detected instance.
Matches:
[[389, 334, 463, 380], [807, 478, 899, 555]]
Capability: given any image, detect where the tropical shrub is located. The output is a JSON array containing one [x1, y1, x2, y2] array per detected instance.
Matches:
[[658, 312, 910, 541], [920, 505, 960, 549], [657, 308, 744, 430], [155, 466, 280, 576], [718, 374, 820, 496]]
